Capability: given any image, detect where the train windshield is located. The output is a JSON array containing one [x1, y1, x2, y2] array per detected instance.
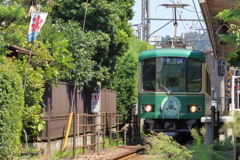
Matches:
[[142, 57, 202, 92]]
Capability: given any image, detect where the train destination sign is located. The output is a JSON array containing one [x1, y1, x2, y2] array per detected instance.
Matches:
[[91, 93, 100, 113]]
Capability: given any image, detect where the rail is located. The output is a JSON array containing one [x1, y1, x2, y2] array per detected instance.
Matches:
[[110, 147, 144, 160]]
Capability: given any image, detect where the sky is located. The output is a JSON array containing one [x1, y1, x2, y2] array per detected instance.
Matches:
[[129, 0, 206, 38]]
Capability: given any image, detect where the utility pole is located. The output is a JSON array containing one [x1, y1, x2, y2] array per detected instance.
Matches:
[[141, 0, 145, 41], [146, 0, 151, 43], [91, 81, 101, 152]]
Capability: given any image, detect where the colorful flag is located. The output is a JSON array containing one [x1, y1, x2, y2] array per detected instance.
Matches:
[[28, 12, 48, 42]]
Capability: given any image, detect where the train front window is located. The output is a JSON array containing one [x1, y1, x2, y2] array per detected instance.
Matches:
[[156, 58, 186, 92], [142, 57, 202, 92]]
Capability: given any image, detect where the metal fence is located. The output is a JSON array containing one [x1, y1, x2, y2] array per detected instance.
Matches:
[[72, 113, 140, 158]]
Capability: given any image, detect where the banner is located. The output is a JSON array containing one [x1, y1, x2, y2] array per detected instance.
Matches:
[[28, 12, 48, 42]]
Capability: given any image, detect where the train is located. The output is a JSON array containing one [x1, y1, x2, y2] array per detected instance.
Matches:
[[138, 43, 211, 137]]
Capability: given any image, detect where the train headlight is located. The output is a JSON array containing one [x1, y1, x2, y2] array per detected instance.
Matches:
[[145, 105, 153, 112], [141, 105, 153, 112], [189, 105, 197, 113]]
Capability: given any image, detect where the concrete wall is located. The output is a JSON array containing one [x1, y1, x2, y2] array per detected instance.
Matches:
[[204, 50, 228, 113], [29, 136, 92, 158]]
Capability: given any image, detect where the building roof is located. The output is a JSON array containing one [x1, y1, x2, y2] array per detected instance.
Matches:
[[199, 0, 236, 61], [8, 44, 36, 57]]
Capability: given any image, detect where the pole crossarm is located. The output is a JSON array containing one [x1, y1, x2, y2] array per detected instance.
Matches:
[[145, 18, 204, 21], [160, 4, 189, 8]]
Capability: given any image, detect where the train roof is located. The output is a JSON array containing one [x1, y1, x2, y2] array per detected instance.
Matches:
[[139, 48, 205, 63]]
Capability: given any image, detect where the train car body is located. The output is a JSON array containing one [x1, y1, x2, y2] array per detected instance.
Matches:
[[138, 48, 211, 136]]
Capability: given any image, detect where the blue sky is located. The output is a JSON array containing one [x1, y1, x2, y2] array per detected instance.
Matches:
[[129, 0, 206, 38]]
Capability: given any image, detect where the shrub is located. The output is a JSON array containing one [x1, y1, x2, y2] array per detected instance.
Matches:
[[16, 60, 45, 138], [144, 131, 192, 159], [0, 56, 24, 159]]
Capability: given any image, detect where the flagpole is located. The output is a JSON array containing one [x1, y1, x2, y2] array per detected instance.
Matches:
[[24, 3, 46, 90], [23, 42, 34, 90]]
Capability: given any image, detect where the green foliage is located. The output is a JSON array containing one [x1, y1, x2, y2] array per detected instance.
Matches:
[[144, 131, 192, 159], [216, 1, 240, 67], [0, 3, 26, 55], [0, 34, 10, 55], [145, 129, 233, 160], [221, 110, 240, 137], [140, 127, 147, 139], [0, 56, 24, 159], [109, 35, 154, 118], [188, 128, 233, 160], [111, 52, 138, 116], [1, 23, 28, 45], [52, 0, 135, 86], [0, 3, 26, 30], [50, 20, 97, 86], [187, 128, 213, 160], [227, 51, 240, 67], [18, 146, 43, 159], [16, 60, 46, 137], [53, 149, 79, 160], [102, 136, 123, 149]]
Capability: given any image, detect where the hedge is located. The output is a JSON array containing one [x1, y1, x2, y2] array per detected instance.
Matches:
[[0, 56, 24, 159]]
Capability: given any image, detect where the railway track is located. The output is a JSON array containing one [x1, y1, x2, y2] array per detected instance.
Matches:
[[110, 147, 144, 160]]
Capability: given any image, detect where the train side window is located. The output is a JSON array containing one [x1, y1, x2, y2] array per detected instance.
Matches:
[[142, 58, 156, 91], [187, 59, 202, 92], [206, 72, 211, 95]]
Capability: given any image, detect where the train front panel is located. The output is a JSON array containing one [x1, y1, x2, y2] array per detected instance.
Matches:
[[137, 48, 211, 134]]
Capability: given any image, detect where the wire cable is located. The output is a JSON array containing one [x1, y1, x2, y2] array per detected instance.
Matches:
[[192, 0, 205, 34], [182, 8, 201, 13]]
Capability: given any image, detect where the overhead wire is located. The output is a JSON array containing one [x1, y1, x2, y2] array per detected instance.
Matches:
[[192, 0, 206, 46], [182, 8, 202, 13], [189, 14, 203, 33], [192, 0, 205, 33], [164, 0, 208, 49]]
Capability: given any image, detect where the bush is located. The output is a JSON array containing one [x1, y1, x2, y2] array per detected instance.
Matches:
[[16, 60, 45, 138], [144, 131, 192, 159], [0, 56, 24, 159]]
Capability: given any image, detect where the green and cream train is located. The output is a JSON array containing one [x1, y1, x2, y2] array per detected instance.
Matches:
[[138, 48, 211, 136]]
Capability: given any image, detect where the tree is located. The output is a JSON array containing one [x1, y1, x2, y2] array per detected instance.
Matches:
[[51, 0, 135, 87], [216, 2, 240, 66], [0, 2, 76, 137], [162, 35, 171, 42], [109, 35, 154, 117], [0, 3, 25, 30], [0, 3, 25, 55]]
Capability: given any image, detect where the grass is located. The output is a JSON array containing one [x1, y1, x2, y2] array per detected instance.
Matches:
[[18, 146, 43, 160]]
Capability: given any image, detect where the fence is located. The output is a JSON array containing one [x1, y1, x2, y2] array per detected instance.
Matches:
[[35, 82, 140, 157], [38, 82, 117, 141], [72, 113, 140, 158]]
